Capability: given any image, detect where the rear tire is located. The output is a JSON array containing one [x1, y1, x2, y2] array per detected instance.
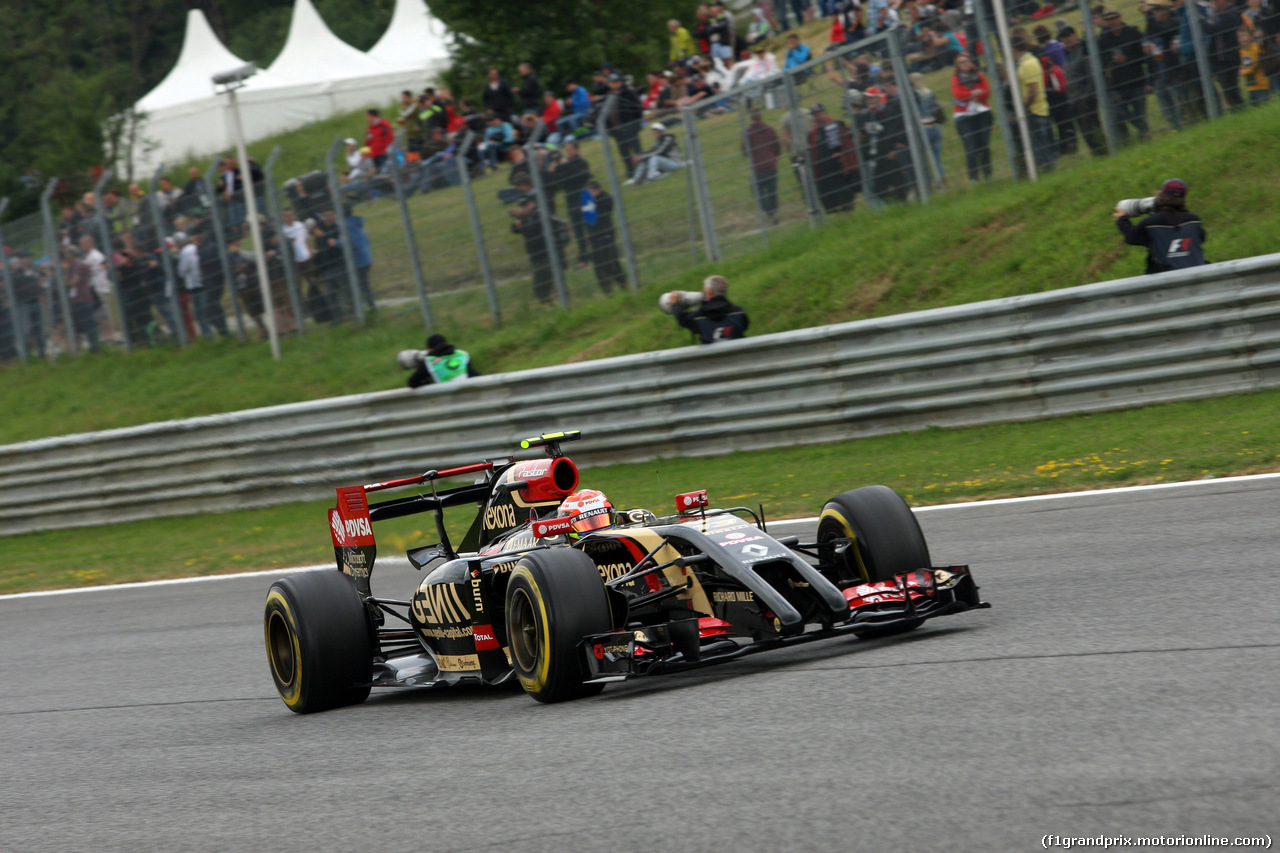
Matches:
[[264, 571, 373, 714], [505, 548, 613, 703]]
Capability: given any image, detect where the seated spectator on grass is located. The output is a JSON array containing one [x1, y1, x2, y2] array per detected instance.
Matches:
[[625, 123, 684, 185], [400, 333, 481, 388], [746, 7, 774, 45], [342, 148, 377, 200], [344, 138, 362, 170], [480, 113, 516, 172], [418, 129, 463, 191], [558, 79, 594, 140], [661, 275, 749, 344], [784, 33, 813, 75], [541, 90, 563, 139]]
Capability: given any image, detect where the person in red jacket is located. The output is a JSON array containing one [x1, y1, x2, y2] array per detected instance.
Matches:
[[950, 53, 993, 182], [364, 109, 395, 171]]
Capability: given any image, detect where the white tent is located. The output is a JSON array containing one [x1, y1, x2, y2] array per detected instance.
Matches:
[[128, 0, 449, 176], [368, 0, 451, 76]]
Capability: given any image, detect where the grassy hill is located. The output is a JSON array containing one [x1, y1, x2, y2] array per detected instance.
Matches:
[[3, 93, 1277, 447]]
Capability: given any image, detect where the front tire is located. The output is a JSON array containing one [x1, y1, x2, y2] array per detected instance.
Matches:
[[264, 571, 373, 714], [505, 548, 613, 703], [818, 485, 931, 584]]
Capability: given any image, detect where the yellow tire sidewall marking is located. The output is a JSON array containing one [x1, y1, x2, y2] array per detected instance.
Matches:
[[265, 588, 304, 708], [818, 507, 869, 583], [511, 565, 553, 693]]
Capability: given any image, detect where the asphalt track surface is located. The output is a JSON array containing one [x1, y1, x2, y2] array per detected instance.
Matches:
[[2, 477, 1278, 852]]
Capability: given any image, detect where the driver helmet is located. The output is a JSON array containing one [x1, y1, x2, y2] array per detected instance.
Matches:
[[557, 489, 614, 540]]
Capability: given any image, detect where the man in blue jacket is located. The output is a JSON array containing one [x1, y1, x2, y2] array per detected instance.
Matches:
[[1114, 179, 1207, 274]]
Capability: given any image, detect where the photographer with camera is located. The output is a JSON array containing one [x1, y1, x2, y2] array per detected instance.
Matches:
[[659, 275, 749, 344], [399, 333, 482, 388], [1113, 178, 1207, 274]]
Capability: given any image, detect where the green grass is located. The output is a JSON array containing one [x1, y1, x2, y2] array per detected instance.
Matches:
[[4, 98, 1278, 446], [3, 388, 1278, 594]]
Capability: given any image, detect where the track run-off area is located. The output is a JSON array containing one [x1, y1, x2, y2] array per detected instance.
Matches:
[[2, 475, 1277, 851]]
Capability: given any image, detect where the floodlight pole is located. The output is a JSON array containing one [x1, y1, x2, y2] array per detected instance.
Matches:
[[215, 66, 280, 360]]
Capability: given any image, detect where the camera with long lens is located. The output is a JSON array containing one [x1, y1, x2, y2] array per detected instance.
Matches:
[[1116, 197, 1155, 217], [658, 290, 704, 314]]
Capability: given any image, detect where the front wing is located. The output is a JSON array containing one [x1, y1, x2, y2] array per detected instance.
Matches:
[[581, 565, 988, 682]]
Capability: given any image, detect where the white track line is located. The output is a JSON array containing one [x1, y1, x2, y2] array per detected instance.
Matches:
[[4, 472, 1278, 601]]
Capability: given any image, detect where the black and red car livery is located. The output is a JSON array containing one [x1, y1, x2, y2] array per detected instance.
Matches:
[[263, 431, 989, 712]]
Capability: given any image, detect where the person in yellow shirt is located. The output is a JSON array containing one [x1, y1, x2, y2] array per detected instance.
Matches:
[[1238, 28, 1271, 104], [668, 19, 696, 64], [1013, 31, 1056, 171]]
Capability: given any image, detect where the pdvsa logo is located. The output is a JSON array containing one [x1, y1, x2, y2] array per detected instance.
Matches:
[[330, 509, 346, 545]]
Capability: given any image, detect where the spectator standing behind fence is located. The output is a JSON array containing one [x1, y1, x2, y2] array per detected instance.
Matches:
[[364, 109, 394, 171], [549, 140, 593, 267], [1142, 2, 1186, 133], [1204, 0, 1246, 109], [482, 67, 516, 121], [63, 247, 100, 352], [401, 333, 481, 388], [1097, 11, 1150, 143], [951, 53, 994, 182], [581, 181, 626, 294], [518, 62, 543, 114], [344, 207, 375, 314], [1114, 178, 1207, 274], [606, 73, 645, 164], [909, 72, 946, 186], [510, 191, 565, 305], [808, 103, 858, 213], [743, 109, 781, 222], [1059, 27, 1107, 157], [660, 275, 749, 344], [1011, 31, 1056, 172], [398, 90, 425, 154], [669, 19, 696, 63], [175, 231, 203, 340], [1238, 28, 1272, 103], [11, 252, 45, 358], [312, 209, 347, 324]]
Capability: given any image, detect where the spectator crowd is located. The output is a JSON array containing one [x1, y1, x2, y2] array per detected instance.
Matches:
[[4, 0, 1278, 360]]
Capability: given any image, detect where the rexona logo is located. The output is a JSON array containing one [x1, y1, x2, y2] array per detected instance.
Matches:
[[484, 503, 518, 530]]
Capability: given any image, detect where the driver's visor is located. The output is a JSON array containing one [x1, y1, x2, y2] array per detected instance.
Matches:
[[572, 511, 613, 535]]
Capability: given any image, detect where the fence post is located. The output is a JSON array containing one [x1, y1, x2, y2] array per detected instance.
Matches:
[[457, 132, 501, 326], [526, 120, 569, 308], [147, 163, 188, 347], [324, 136, 367, 324], [972, 0, 1022, 179], [205, 157, 248, 341], [92, 169, 131, 351], [1080, 7, 1121, 155], [736, 96, 772, 248], [0, 198, 27, 361], [596, 94, 641, 290], [887, 32, 932, 203], [388, 140, 432, 330], [1184, 1, 1221, 120], [263, 147, 305, 336], [781, 72, 823, 228], [681, 106, 722, 263]]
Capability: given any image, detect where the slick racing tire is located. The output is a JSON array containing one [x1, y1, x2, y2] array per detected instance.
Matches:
[[505, 548, 613, 704], [818, 485, 931, 584], [818, 486, 930, 638], [265, 571, 373, 714]]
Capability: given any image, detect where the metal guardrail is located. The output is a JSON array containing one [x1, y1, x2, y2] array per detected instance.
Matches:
[[3, 253, 1280, 535]]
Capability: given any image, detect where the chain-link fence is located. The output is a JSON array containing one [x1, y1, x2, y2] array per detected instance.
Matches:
[[4, 4, 1277, 363]]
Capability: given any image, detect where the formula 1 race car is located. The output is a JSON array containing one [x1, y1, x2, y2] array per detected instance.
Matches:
[[264, 431, 989, 712]]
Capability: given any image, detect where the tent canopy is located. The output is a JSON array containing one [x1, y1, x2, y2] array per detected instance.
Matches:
[[264, 0, 408, 84], [368, 0, 450, 72]]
